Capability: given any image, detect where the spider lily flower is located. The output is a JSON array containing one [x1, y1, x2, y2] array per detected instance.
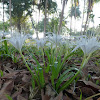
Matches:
[[48, 34, 64, 47], [72, 37, 100, 55], [9, 34, 28, 51], [0, 31, 10, 37], [34, 38, 47, 49], [3, 32, 10, 37]]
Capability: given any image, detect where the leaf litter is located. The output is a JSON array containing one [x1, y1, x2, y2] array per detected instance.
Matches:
[[0, 55, 100, 100]]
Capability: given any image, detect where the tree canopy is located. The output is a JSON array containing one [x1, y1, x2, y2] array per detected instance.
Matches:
[[3, 0, 32, 32]]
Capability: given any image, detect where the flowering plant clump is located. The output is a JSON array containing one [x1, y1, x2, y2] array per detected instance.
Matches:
[[1, 32, 100, 99], [72, 37, 100, 55], [34, 38, 47, 49], [9, 34, 28, 51], [47, 34, 64, 47]]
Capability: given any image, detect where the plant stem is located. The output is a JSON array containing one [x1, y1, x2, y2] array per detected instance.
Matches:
[[19, 50, 33, 74], [19, 50, 37, 88], [3, 37, 8, 54], [51, 76, 55, 89]]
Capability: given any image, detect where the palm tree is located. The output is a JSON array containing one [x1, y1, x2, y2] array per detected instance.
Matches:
[[33, 0, 57, 37], [9, 0, 12, 33], [74, 0, 79, 33], [69, 0, 81, 33], [69, 0, 73, 34], [44, 0, 48, 36], [2, 0, 5, 32], [80, 0, 85, 35], [57, 0, 68, 35], [83, 0, 100, 34]]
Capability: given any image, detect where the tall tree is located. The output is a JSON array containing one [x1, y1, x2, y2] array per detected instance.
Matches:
[[4, 0, 32, 33], [9, 0, 12, 33], [44, 0, 48, 35], [74, 0, 80, 33], [83, 0, 100, 34], [38, 0, 57, 36], [3, 0, 5, 32], [57, 0, 68, 35], [69, 0, 81, 33], [80, 0, 85, 35]]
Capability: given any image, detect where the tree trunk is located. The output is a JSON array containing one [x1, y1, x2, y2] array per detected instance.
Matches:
[[83, 0, 93, 34], [70, 16, 72, 34], [36, 10, 40, 39], [74, 0, 76, 33], [44, 0, 48, 37], [70, 0, 73, 34], [57, 0, 67, 35], [9, 0, 12, 34], [83, 10, 89, 35], [80, 0, 85, 35], [17, 19, 21, 33], [3, 0, 5, 33]]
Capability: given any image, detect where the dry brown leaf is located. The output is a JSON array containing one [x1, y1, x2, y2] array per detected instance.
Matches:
[[45, 85, 55, 96], [81, 87, 95, 97], [76, 80, 100, 92], [63, 95, 71, 100], [53, 92, 63, 100], [12, 88, 22, 99], [83, 81, 100, 90], [4, 66, 14, 73], [0, 80, 14, 100], [41, 89, 51, 100], [2, 72, 18, 79], [22, 74, 31, 83], [97, 97, 100, 100], [17, 94, 27, 100]]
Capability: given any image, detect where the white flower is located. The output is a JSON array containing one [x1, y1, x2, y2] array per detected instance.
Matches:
[[9, 34, 28, 51], [72, 37, 100, 55], [48, 34, 64, 47], [46, 42, 52, 47], [3, 32, 10, 37], [34, 38, 47, 49]]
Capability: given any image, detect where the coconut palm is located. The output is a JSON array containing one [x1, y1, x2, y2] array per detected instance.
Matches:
[[40, 0, 57, 36], [80, 0, 86, 35], [74, 0, 80, 33], [83, 0, 100, 34], [2, 0, 5, 32], [9, 0, 12, 33], [33, 0, 57, 37], [44, 0, 48, 35], [57, 0, 68, 35], [69, 0, 81, 33]]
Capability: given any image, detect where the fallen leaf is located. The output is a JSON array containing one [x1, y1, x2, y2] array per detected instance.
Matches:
[[0, 80, 14, 100], [12, 88, 22, 99], [41, 89, 50, 100], [80, 87, 95, 97], [76, 80, 100, 92], [45, 85, 55, 96], [22, 74, 31, 83], [63, 95, 71, 100], [53, 92, 63, 100], [83, 81, 100, 91], [97, 97, 100, 100], [2, 72, 18, 79], [17, 94, 27, 100], [4, 66, 14, 73]]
